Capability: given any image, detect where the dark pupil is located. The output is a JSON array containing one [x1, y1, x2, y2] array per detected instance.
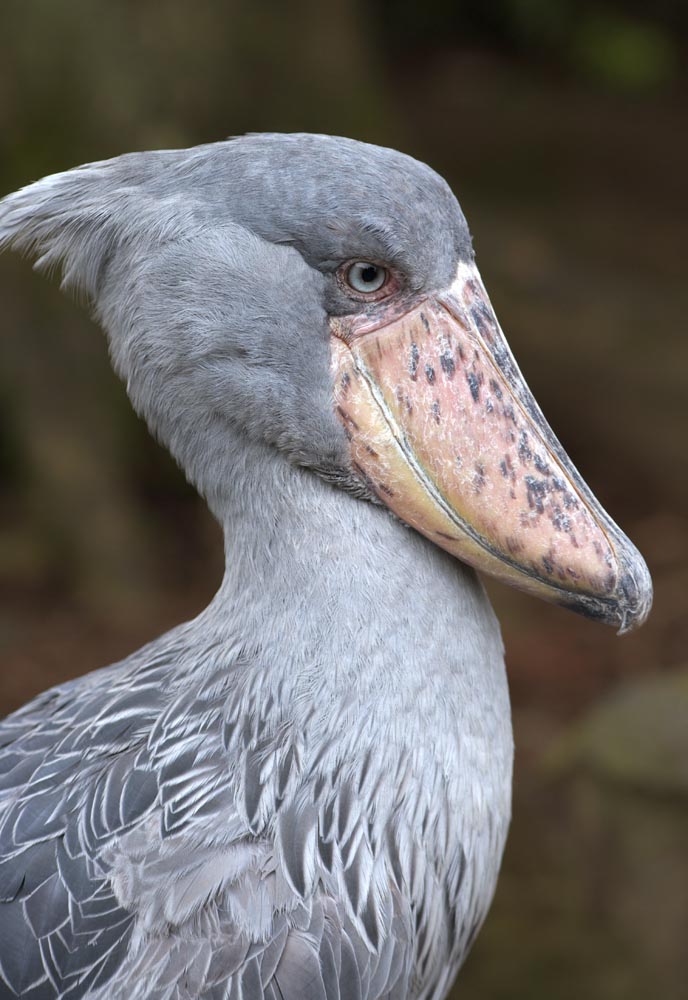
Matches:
[[360, 265, 378, 284]]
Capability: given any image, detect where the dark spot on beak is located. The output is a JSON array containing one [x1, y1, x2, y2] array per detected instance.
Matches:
[[470, 303, 496, 343], [489, 379, 503, 401], [551, 507, 571, 532], [518, 430, 533, 464], [500, 455, 515, 480], [525, 475, 548, 514], [440, 351, 456, 378], [551, 477, 577, 510], [534, 453, 550, 475], [466, 372, 480, 402], [409, 343, 420, 380]]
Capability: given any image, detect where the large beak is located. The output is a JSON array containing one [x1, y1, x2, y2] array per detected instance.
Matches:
[[331, 263, 652, 633]]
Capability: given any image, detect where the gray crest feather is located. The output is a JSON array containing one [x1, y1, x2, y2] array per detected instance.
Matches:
[[0, 161, 136, 297]]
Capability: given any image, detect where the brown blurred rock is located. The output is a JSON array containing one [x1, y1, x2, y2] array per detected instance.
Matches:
[[550, 666, 688, 795]]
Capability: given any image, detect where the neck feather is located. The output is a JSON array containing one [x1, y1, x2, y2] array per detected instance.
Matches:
[[195, 438, 504, 704]]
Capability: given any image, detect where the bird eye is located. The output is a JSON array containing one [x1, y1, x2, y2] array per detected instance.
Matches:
[[345, 261, 389, 295]]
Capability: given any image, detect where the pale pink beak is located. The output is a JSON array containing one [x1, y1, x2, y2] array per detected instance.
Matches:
[[331, 262, 652, 633]]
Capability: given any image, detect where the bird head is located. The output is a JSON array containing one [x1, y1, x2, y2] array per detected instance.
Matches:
[[0, 133, 652, 631]]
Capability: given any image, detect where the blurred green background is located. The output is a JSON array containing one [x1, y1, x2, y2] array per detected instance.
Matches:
[[0, 2, 686, 998]]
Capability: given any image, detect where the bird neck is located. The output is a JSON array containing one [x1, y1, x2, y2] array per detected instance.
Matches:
[[191, 439, 512, 854], [197, 438, 505, 703]]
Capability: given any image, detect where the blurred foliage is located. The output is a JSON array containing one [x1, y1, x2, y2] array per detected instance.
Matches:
[[380, 0, 682, 91], [0, 3, 687, 998], [573, 12, 678, 90]]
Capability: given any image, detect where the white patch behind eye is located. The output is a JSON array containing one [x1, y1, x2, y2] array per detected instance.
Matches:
[[450, 260, 485, 296]]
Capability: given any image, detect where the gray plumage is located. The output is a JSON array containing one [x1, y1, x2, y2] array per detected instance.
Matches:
[[0, 135, 513, 999]]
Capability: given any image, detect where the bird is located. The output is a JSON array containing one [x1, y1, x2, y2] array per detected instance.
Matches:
[[0, 133, 652, 1000]]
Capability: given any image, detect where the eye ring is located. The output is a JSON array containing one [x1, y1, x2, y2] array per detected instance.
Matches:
[[344, 261, 390, 296]]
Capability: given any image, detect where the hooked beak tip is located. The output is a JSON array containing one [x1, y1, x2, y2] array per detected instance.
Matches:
[[614, 551, 653, 635]]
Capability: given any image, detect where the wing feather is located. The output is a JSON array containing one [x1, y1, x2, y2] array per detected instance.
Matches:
[[0, 630, 457, 1000]]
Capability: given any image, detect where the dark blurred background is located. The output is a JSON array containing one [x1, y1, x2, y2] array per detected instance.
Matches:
[[1, 2, 686, 997]]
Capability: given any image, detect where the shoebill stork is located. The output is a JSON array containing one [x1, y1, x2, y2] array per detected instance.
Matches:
[[0, 134, 651, 1000]]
